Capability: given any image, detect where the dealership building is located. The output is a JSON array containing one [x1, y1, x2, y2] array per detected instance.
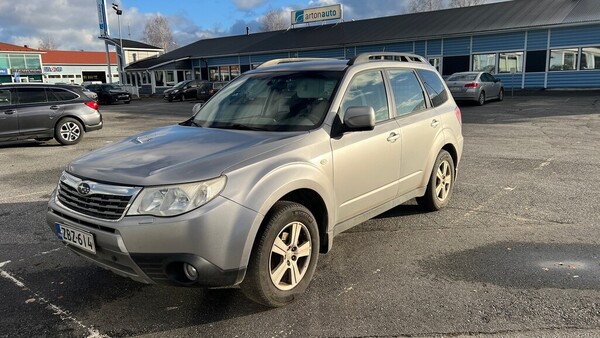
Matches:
[[125, 0, 600, 95]]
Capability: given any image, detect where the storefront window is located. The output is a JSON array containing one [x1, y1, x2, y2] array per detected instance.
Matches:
[[209, 67, 219, 81], [472, 53, 496, 73], [230, 65, 240, 79], [142, 72, 148, 84], [581, 47, 600, 70], [549, 48, 578, 71], [154, 70, 164, 86], [428, 57, 441, 72], [219, 66, 230, 81], [9, 55, 26, 69], [25, 55, 41, 69], [498, 52, 523, 73], [0, 55, 9, 68]]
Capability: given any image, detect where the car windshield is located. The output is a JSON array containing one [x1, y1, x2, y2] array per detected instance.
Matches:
[[191, 71, 342, 132], [448, 74, 478, 81], [173, 80, 190, 89]]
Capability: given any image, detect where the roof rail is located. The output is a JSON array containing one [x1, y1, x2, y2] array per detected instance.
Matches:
[[257, 57, 333, 68], [348, 52, 428, 66]]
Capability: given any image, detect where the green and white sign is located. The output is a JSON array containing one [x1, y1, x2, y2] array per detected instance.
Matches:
[[291, 4, 342, 25]]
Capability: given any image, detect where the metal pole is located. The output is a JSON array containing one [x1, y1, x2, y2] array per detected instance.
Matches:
[[105, 40, 113, 83], [118, 14, 123, 84]]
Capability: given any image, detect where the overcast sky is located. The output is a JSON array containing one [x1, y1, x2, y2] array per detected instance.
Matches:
[[0, 0, 509, 51]]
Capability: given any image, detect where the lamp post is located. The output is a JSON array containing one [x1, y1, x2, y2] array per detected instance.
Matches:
[[112, 3, 124, 84]]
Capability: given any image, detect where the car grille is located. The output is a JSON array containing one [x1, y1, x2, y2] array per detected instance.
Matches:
[[56, 172, 140, 221]]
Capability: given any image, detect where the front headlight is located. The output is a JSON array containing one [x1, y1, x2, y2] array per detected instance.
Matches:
[[127, 176, 226, 217]]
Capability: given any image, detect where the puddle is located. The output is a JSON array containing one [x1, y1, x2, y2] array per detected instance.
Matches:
[[422, 242, 600, 290]]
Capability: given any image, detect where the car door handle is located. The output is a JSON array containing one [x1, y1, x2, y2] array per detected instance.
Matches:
[[3, 109, 16, 115], [49, 105, 60, 110], [431, 119, 440, 128], [387, 132, 400, 143]]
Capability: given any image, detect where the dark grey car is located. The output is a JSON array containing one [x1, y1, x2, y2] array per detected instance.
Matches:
[[0, 83, 102, 145]]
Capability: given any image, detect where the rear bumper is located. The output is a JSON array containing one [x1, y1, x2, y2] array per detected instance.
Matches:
[[85, 120, 103, 132]]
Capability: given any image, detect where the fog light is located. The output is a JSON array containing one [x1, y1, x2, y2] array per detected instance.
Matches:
[[183, 263, 198, 281]]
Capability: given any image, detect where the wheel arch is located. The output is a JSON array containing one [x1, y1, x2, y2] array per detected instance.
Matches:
[[55, 115, 87, 132]]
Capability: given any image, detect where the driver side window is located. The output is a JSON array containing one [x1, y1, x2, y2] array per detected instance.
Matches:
[[340, 70, 389, 122]]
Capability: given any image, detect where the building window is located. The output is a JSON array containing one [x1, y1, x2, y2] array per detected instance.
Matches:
[[209, 67, 219, 81], [76, 75, 82, 78], [48, 75, 61, 79], [525, 50, 547, 72], [9, 55, 26, 69], [473, 53, 496, 73], [442, 55, 470, 76], [498, 52, 523, 73], [25, 55, 41, 69], [0, 55, 9, 68], [165, 71, 175, 86], [549, 48, 578, 71], [132, 53, 137, 62], [230, 65, 240, 80], [219, 66, 230, 81], [428, 57, 441, 72], [581, 47, 600, 70], [154, 71, 164, 86]]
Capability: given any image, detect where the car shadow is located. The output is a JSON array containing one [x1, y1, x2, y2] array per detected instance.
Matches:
[[0, 140, 62, 148]]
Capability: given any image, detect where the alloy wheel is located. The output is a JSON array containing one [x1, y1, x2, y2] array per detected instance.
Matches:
[[435, 160, 452, 202], [269, 221, 312, 291], [60, 122, 81, 142]]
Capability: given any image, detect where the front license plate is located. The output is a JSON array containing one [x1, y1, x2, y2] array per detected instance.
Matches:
[[55, 223, 96, 254]]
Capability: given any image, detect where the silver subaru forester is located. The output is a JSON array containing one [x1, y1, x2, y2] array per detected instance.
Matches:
[[47, 53, 463, 307]]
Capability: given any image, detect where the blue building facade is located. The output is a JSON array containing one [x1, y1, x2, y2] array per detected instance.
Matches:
[[125, 0, 600, 93]]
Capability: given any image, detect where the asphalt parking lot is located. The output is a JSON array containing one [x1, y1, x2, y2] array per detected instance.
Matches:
[[1, 92, 600, 337]]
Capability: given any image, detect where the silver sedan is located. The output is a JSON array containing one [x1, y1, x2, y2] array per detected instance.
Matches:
[[445, 71, 504, 105]]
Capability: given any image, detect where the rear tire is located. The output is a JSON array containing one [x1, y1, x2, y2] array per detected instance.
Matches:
[[417, 150, 455, 211], [241, 201, 319, 307], [54, 117, 84, 145]]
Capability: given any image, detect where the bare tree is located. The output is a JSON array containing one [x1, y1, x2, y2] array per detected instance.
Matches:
[[407, 0, 445, 13], [38, 35, 57, 50], [449, 0, 485, 7], [260, 9, 288, 32], [142, 14, 178, 52]]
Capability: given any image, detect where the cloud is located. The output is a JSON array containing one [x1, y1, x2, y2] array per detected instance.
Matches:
[[233, 0, 267, 11]]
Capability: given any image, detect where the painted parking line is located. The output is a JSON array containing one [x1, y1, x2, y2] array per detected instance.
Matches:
[[0, 261, 109, 338]]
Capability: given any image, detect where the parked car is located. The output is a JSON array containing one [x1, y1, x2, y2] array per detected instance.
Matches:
[[85, 84, 131, 104], [163, 80, 225, 102], [445, 71, 504, 105], [0, 83, 102, 145], [81, 88, 98, 101], [47, 53, 463, 307]]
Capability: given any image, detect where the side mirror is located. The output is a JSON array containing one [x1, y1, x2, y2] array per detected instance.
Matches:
[[343, 106, 375, 131], [192, 102, 204, 115]]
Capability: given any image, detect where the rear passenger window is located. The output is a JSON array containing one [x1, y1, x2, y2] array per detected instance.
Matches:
[[49, 88, 79, 101], [16, 88, 48, 104], [340, 70, 389, 122], [416, 69, 448, 107], [387, 69, 426, 116], [0, 89, 11, 106]]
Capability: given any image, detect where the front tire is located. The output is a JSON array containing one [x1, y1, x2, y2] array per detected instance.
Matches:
[[417, 150, 455, 211], [54, 117, 84, 145], [498, 89, 504, 101], [241, 201, 319, 307], [478, 91, 486, 106]]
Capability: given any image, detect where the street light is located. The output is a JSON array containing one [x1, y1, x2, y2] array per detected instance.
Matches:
[[112, 3, 124, 84]]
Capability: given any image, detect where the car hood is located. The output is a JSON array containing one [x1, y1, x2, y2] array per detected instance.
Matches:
[[108, 89, 129, 94], [67, 125, 306, 186]]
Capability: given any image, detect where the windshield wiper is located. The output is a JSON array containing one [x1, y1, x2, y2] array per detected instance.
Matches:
[[180, 118, 202, 127], [217, 123, 268, 131]]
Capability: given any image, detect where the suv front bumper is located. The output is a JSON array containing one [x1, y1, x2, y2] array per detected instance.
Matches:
[[46, 190, 260, 287]]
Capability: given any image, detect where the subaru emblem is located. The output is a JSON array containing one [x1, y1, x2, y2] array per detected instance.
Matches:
[[77, 182, 91, 196]]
